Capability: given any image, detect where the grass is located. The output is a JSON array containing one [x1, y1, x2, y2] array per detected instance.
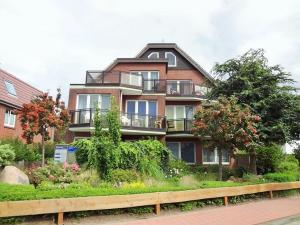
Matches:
[[0, 181, 259, 202]]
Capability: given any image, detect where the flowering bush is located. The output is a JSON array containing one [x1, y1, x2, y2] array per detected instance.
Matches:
[[25, 161, 80, 187], [165, 160, 187, 181]]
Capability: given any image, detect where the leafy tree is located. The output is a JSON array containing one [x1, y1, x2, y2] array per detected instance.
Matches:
[[106, 97, 121, 147], [16, 89, 70, 166], [193, 96, 260, 180], [211, 49, 300, 144], [88, 97, 121, 179], [294, 144, 300, 164]]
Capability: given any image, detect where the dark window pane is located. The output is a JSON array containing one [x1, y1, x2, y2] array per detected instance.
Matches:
[[148, 101, 157, 116], [127, 101, 135, 114], [167, 142, 180, 159], [138, 101, 146, 115], [101, 95, 110, 110], [181, 142, 195, 163]]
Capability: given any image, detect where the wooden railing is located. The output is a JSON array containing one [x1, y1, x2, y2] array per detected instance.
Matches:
[[0, 182, 300, 225]]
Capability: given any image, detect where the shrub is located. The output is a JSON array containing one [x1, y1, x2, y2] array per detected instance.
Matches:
[[277, 161, 299, 173], [72, 139, 92, 166], [263, 172, 298, 182], [108, 169, 139, 184], [29, 141, 55, 160], [234, 166, 250, 178], [166, 159, 188, 180], [0, 138, 40, 162], [0, 144, 15, 167], [25, 161, 80, 187], [256, 144, 284, 174], [119, 140, 171, 178]]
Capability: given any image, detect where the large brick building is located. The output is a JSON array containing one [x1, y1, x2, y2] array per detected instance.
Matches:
[[67, 43, 233, 166], [0, 69, 42, 140]]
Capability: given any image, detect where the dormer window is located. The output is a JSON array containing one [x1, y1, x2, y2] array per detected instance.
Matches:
[[4, 81, 17, 96], [165, 52, 177, 67], [148, 52, 159, 59]]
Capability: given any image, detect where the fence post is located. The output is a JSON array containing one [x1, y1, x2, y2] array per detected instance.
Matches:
[[155, 203, 160, 215], [269, 191, 273, 199], [57, 212, 64, 225], [224, 196, 228, 206]]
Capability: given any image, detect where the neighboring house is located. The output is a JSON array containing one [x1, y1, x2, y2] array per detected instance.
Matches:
[[67, 43, 233, 166], [0, 69, 42, 140]]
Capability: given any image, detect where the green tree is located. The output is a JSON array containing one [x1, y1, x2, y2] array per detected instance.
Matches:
[[193, 97, 260, 179], [211, 49, 300, 144], [88, 97, 121, 179]]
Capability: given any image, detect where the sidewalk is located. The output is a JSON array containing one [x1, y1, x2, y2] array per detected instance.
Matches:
[[117, 197, 300, 225]]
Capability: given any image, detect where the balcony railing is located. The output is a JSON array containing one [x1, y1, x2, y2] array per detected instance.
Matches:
[[143, 79, 166, 93], [86, 71, 142, 88], [166, 81, 208, 98], [85, 71, 208, 97], [166, 118, 194, 133], [70, 108, 166, 131]]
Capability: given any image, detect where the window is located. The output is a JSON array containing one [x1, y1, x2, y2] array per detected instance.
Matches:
[[148, 52, 159, 59], [131, 71, 159, 91], [166, 105, 194, 131], [166, 142, 195, 164], [76, 94, 111, 124], [124, 100, 157, 128], [167, 80, 193, 95], [4, 81, 17, 96], [165, 52, 177, 67], [76, 94, 111, 110], [126, 100, 157, 116], [202, 148, 230, 164], [4, 109, 16, 128]]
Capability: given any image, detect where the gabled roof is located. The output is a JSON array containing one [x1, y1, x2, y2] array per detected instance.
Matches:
[[136, 43, 214, 83], [105, 58, 168, 71], [0, 69, 42, 108]]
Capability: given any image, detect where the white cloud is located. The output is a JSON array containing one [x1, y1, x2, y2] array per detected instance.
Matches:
[[0, 0, 299, 103]]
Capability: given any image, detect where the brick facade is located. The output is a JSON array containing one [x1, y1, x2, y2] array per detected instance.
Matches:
[[67, 43, 235, 167]]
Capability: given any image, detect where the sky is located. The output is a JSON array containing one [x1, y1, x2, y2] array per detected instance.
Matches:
[[0, 0, 299, 103]]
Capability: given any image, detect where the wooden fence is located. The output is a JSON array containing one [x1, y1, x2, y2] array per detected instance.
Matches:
[[1, 182, 300, 225]]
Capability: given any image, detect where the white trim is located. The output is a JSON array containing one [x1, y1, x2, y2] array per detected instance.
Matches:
[[141, 93, 166, 96], [202, 162, 230, 165], [148, 52, 159, 59], [69, 85, 142, 94], [4, 110, 16, 128], [166, 96, 205, 101], [69, 127, 166, 135], [165, 52, 177, 67]]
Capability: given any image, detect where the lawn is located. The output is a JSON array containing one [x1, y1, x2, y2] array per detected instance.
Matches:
[[0, 181, 259, 202]]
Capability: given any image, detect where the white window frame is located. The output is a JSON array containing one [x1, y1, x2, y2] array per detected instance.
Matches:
[[4, 109, 16, 128], [75, 94, 110, 124], [202, 148, 230, 165], [4, 81, 17, 96], [165, 52, 177, 67], [125, 100, 157, 127], [131, 71, 160, 91], [166, 105, 194, 119], [167, 80, 191, 94], [167, 142, 196, 164], [76, 94, 110, 110], [125, 100, 157, 116], [148, 52, 159, 59]]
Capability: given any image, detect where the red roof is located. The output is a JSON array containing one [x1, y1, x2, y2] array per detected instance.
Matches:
[[0, 69, 42, 108]]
